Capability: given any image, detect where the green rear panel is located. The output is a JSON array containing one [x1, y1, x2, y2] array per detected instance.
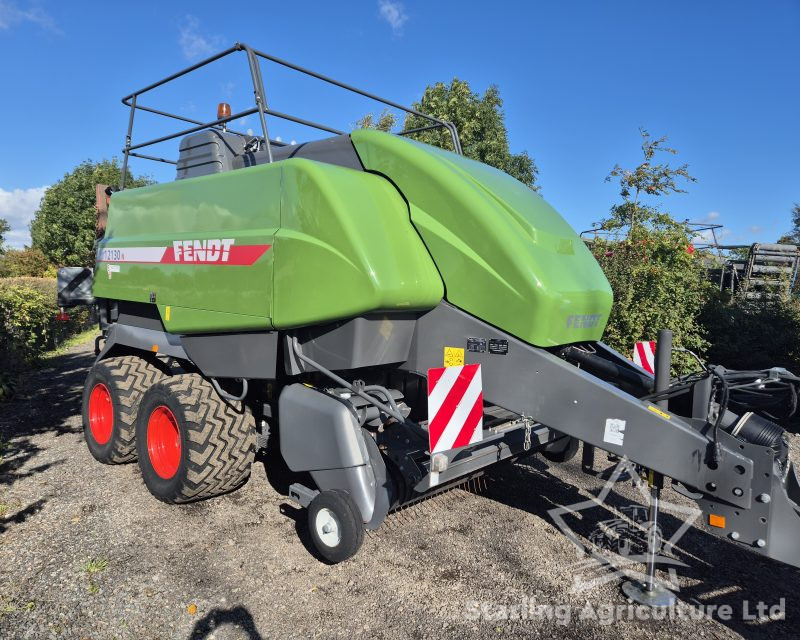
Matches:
[[351, 130, 613, 347], [94, 166, 280, 333]]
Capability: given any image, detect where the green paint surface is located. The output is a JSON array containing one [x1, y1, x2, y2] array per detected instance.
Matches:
[[95, 158, 443, 333], [351, 130, 613, 346], [96, 131, 611, 345]]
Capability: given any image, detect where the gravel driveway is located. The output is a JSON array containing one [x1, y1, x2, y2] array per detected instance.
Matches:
[[1, 337, 798, 639]]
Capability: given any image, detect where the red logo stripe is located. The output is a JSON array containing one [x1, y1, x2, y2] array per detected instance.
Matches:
[[160, 244, 271, 265]]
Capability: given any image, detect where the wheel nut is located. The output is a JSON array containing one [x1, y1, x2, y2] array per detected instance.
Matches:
[[756, 539, 766, 548], [733, 487, 743, 497], [757, 493, 771, 504], [729, 531, 740, 540]]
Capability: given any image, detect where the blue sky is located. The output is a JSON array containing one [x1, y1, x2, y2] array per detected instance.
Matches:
[[0, 0, 797, 248]]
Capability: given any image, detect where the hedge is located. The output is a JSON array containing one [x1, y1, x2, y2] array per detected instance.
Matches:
[[0, 277, 92, 372]]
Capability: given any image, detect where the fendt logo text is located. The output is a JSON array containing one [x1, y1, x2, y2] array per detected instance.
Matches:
[[172, 239, 235, 262]]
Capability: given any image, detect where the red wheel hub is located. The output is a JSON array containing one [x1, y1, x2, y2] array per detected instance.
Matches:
[[147, 406, 181, 479], [88, 383, 114, 445]]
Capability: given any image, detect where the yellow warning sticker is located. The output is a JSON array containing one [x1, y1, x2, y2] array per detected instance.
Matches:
[[443, 346, 465, 367], [165, 305, 171, 322], [647, 405, 671, 420]]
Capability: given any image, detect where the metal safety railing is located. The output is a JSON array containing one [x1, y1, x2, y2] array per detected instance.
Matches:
[[119, 42, 462, 188]]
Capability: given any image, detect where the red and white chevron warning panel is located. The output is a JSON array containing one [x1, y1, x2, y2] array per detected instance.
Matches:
[[633, 340, 656, 374], [427, 363, 483, 454]]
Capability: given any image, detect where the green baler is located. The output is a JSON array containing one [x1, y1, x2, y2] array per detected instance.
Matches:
[[94, 130, 611, 343], [61, 44, 800, 581]]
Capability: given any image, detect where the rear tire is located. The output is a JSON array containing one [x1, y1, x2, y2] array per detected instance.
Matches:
[[307, 490, 365, 563], [135, 374, 256, 503], [82, 356, 167, 464]]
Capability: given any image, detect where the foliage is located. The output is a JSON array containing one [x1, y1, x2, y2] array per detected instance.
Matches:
[[605, 128, 696, 234], [592, 221, 713, 374], [0, 373, 15, 401], [354, 109, 397, 132], [0, 248, 53, 277], [0, 278, 91, 372], [777, 203, 800, 245], [402, 79, 539, 190], [29, 159, 152, 267], [593, 129, 709, 374], [0, 218, 9, 254], [701, 294, 800, 373]]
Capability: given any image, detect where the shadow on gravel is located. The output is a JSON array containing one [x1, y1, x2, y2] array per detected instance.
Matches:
[[0, 348, 94, 491], [482, 453, 799, 639], [0, 498, 46, 534], [256, 444, 325, 562], [188, 606, 263, 639]]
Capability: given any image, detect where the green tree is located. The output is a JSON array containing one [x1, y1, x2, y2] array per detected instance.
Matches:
[[592, 130, 709, 374], [777, 203, 800, 244], [605, 128, 696, 235], [0, 218, 9, 254], [355, 108, 397, 132], [30, 159, 151, 266], [0, 248, 52, 277], [402, 79, 539, 191]]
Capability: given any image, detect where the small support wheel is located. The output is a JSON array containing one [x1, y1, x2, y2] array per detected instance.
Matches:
[[307, 490, 364, 563]]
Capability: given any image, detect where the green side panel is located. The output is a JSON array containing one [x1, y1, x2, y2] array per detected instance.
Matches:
[[351, 130, 613, 347], [273, 159, 443, 328], [93, 165, 280, 332]]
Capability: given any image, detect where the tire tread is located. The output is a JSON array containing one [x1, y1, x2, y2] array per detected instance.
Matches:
[[144, 374, 255, 502]]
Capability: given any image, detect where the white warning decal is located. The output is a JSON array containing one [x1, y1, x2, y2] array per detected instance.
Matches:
[[603, 418, 626, 446]]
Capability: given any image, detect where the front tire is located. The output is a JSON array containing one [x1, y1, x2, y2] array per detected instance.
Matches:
[[135, 374, 256, 503], [82, 356, 167, 464], [308, 490, 365, 563]]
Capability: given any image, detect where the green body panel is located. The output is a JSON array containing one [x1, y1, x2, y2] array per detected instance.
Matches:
[[95, 159, 443, 333], [94, 165, 280, 332], [273, 159, 444, 328], [351, 130, 613, 346]]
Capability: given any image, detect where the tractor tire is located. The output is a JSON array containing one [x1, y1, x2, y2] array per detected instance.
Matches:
[[135, 374, 256, 503], [307, 490, 365, 563], [82, 355, 167, 464]]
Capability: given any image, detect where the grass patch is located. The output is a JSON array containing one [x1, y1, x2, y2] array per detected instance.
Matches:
[[44, 328, 98, 360], [0, 593, 34, 619], [82, 557, 108, 575], [82, 557, 108, 595]]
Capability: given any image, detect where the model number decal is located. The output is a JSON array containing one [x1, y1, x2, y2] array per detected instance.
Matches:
[[98, 248, 122, 261]]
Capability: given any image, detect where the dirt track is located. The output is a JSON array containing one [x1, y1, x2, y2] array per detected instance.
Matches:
[[1, 337, 798, 639]]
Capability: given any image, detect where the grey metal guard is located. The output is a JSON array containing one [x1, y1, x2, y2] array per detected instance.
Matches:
[[119, 42, 463, 189]]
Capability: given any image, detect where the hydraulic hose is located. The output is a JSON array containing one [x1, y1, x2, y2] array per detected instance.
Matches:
[[290, 337, 408, 424], [560, 346, 654, 395], [728, 411, 788, 455]]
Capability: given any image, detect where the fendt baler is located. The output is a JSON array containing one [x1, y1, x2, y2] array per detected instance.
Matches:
[[60, 44, 800, 579]]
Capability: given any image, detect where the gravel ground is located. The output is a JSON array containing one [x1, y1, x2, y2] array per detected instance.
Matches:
[[1, 337, 798, 639]]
